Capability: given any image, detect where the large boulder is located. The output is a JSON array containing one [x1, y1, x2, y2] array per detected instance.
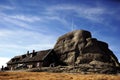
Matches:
[[54, 30, 120, 74]]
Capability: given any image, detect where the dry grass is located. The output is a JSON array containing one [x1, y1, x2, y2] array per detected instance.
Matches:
[[0, 71, 120, 80]]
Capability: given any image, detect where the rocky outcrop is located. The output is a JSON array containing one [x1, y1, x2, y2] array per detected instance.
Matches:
[[54, 30, 120, 74]]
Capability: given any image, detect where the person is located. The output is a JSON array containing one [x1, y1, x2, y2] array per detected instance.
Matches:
[[1, 65, 4, 71]]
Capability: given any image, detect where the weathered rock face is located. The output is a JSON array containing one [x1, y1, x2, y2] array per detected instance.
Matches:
[[54, 30, 120, 74]]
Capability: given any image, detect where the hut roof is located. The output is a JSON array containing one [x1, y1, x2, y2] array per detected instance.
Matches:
[[7, 55, 22, 64], [7, 49, 53, 64], [21, 49, 52, 62]]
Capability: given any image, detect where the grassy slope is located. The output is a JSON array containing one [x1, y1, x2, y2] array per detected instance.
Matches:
[[0, 71, 120, 80]]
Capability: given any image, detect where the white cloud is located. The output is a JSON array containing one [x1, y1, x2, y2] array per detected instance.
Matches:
[[47, 4, 106, 22], [45, 4, 120, 33], [45, 16, 69, 27], [77, 7, 105, 22], [0, 57, 10, 68], [0, 5, 15, 10], [9, 15, 41, 22], [0, 13, 31, 29], [0, 29, 56, 57], [0, 29, 56, 44], [4, 17, 30, 27], [47, 5, 76, 11], [0, 30, 13, 37], [0, 13, 49, 32], [0, 12, 69, 31]]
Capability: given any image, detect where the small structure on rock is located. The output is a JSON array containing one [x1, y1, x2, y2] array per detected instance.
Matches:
[[7, 30, 120, 74]]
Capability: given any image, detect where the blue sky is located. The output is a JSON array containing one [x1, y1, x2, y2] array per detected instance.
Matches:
[[0, 0, 120, 67]]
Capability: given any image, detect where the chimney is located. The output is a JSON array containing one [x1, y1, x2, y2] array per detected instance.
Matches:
[[27, 51, 29, 54], [26, 51, 29, 56], [33, 50, 35, 53]]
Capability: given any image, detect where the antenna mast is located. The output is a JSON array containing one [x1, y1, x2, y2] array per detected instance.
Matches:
[[71, 18, 74, 31]]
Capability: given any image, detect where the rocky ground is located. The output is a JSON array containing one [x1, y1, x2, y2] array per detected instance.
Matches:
[[27, 65, 120, 74]]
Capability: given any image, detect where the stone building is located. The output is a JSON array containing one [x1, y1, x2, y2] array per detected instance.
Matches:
[[7, 49, 57, 70]]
